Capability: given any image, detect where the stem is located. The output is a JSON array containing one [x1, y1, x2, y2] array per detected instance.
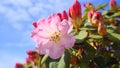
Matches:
[[38, 58, 41, 68]]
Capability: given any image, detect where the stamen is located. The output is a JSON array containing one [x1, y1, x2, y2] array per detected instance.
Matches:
[[50, 31, 61, 43]]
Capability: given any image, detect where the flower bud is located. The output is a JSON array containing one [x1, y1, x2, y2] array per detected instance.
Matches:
[[69, 0, 82, 33], [27, 50, 38, 56], [84, 2, 93, 8], [98, 23, 107, 36], [110, 0, 118, 11], [57, 10, 68, 21], [26, 56, 34, 64], [69, 0, 81, 19], [15, 62, 23, 68], [26, 57, 32, 64], [26, 50, 40, 63], [32, 22, 38, 28], [91, 11, 103, 28], [88, 9, 95, 23]]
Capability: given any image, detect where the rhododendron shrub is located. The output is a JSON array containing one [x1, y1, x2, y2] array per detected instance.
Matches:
[[15, 0, 120, 68]]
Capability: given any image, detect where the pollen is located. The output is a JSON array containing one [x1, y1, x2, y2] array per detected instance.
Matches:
[[50, 31, 61, 43]]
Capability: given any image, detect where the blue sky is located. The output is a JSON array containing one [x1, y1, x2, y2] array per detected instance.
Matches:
[[0, 0, 119, 68]]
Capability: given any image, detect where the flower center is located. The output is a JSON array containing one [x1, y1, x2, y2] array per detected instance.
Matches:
[[50, 31, 61, 43]]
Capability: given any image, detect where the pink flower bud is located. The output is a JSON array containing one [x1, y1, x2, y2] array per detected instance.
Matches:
[[69, 0, 81, 18], [27, 50, 38, 56], [88, 9, 95, 23], [68, 0, 82, 33], [98, 23, 107, 36], [110, 0, 117, 11], [84, 2, 93, 8], [26, 50, 40, 64], [32, 22, 38, 28], [26, 56, 35, 64], [15, 62, 23, 68], [91, 11, 103, 28], [57, 10, 68, 21], [110, 0, 117, 6], [26, 57, 32, 64]]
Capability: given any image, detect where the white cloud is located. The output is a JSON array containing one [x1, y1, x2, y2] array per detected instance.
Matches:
[[1, 0, 32, 8]]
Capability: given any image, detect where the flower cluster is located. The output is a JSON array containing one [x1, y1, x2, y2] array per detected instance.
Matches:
[[15, 0, 120, 68], [88, 9, 107, 36]]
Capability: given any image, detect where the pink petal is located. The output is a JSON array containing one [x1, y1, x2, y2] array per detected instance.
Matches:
[[31, 29, 40, 42], [59, 20, 71, 35], [49, 15, 61, 31], [49, 45, 64, 59], [36, 39, 52, 54], [60, 34, 75, 48]]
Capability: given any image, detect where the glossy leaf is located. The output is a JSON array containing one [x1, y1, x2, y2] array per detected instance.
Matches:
[[49, 62, 58, 68], [84, 22, 96, 31], [41, 55, 49, 65], [94, 56, 106, 68], [107, 28, 120, 43], [96, 4, 108, 10], [78, 60, 89, 68], [75, 30, 88, 41], [111, 12, 120, 18], [45, 57, 59, 68], [58, 50, 70, 68], [89, 34, 103, 39]]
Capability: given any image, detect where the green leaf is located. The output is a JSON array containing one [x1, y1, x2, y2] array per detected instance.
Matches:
[[41, 55, 49, 65], [106, 26, 120, 43], [84, 22, 96, 30], [45, 57, 59, 68], [78, 60, 89, 68], [83, 42, 96, 60], [96, 4, 108, 10], [84, 6, 94, 12], [82, 12, 88, 21], [75, 30, 88, 42], [89, 34, 103, 39], [111, 44, 120, 57], [107, 32, 120, 43], [107, 26, 117, 33], [49, 62, 58, 68], [111, 12, 120, 18], [102, 10, 114, 16], [58, 50, 70, 68], [94, 56, 106, 68]]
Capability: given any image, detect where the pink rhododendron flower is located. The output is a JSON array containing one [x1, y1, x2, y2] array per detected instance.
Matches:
[[31, 14, 75, 59]]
